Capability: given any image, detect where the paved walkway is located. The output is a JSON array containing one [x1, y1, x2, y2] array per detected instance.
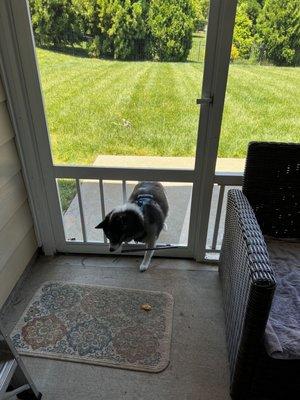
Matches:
[[63, 156, 244, 248], [93, 155, 245, 171]]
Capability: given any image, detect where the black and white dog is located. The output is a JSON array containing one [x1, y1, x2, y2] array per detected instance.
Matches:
[[95, 181, 169, 272]]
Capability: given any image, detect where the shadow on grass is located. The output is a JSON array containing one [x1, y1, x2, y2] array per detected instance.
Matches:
[[37, 36, 206, 64], [37, 44, 90, 59]]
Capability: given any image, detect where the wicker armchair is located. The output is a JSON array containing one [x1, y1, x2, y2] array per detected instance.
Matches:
[[219, 142, 300, 399]]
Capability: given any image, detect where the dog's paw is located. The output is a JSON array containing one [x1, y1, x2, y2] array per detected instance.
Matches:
[[139, 263, 149, 272]]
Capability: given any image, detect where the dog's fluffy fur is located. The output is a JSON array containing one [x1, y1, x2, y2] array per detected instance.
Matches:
[[95, 181, 169, 272]]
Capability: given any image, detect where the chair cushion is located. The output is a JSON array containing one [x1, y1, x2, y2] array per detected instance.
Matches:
[[264, 239, 300, 359]]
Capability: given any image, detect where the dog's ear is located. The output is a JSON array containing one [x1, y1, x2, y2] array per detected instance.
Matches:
[[95, 220, 105, 229], [95, 212, 111, 229]]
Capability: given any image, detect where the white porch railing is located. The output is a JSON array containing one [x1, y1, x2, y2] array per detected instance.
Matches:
[[205, 172, 243, 260], [54, 165, 243, 261]]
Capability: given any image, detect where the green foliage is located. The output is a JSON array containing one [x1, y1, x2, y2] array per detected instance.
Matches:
[[58, 180, 77, 213], [230, 44, 239, 62], [30, 0, 83, 46], [30, 0, 195, 61], [256, 0, 300, 66], [97, 0, 119, 58], [239, 0, 262, 25], [30, 0, 300, 65], [72, 0, 100, 37], [233, 3, 255, 59], [148, 0, 194, 61], [94, 0, 195, 61], [98, 0, 149, 60], [191, 0, 209, 31]]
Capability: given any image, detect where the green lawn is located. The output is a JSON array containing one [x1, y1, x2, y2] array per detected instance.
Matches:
[[37, 37, 300, 165]]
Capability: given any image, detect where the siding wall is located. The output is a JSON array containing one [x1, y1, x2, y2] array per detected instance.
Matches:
[[0, 76, 37, 307]]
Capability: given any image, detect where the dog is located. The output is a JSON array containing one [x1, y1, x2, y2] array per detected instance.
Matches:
[[95, 181, 169, 272]]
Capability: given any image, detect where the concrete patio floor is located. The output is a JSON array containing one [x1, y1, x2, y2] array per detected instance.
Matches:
[[1, 255, 231, 400], [63, 156, 244, 247]]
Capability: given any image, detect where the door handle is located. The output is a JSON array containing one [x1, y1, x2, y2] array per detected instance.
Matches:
[[196, 97, 213, 105]]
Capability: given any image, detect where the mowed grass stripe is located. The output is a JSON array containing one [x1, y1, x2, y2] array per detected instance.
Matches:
[[36, 48, 300, 164]]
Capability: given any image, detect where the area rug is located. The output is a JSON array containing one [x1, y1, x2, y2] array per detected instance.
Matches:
[[10, 282, 174, 372]]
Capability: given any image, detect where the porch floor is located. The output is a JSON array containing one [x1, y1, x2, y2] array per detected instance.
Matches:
[[1, 255, 230, 400]]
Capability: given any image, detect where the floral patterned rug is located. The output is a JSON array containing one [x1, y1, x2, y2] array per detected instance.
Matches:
[[11, 282, 174, 372]]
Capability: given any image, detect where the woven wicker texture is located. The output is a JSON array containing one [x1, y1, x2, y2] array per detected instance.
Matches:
[[243, 142, 300, 238], [219, 190, 276, 398], [220, 142, 300, 399]]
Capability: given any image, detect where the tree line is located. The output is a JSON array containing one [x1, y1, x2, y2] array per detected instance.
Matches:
[[232, 0, 300, 66], [30, 0, 300, 65], [30, 0, 195, 61]]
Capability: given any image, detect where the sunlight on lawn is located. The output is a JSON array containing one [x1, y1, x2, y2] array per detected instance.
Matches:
[[36, 34, 300, 165]]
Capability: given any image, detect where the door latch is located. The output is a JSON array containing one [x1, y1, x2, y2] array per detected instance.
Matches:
[[196, 97, 213, 105]]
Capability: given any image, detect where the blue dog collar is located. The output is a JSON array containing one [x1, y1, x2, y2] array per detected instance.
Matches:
[[135, 194, 154, 211]]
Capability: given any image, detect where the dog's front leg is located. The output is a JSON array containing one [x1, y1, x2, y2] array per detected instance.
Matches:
[[139, 240, 156, 272]]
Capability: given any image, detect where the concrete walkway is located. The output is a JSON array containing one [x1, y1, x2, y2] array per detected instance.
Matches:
[[63, 156, 244, 247], [93, 155, 245, 172]]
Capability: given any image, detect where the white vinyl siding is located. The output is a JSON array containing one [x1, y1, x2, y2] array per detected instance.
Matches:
[[0, 76, 37, 307], [0, 229, 36, 306]]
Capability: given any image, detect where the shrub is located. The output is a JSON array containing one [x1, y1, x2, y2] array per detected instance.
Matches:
[[30, 0, 198, 61], [191, 0, 209, 31], [148, 0, 195, 61], [230, 44, 239, 62], [30, 0, 83, 46], [239, 0, 262, 25], [256, 0, 300, 66], [72, 0, 100, 38], [96, 0, 119, 58], [233, 3, 254, 59], [95, 0, 149, 60]]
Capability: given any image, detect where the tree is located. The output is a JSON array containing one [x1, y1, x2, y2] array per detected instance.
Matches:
[[239, 0, 262, 25], [256, 0, 300, 66], [30, 0, 197, 62], [191, 0, 209, 31], [72, 0, 100, 38], [95, 0, 149, 60], [110, 0, 149, 60], [30, 0, 83, 46], [233, 3, 254, 59], [148, 0, 195, 61]]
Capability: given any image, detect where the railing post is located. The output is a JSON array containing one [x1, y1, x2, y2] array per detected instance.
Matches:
[[76, 179, 87, 242]]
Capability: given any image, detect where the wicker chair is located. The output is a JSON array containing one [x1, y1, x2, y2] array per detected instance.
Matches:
[[219, 142, 300, 399]]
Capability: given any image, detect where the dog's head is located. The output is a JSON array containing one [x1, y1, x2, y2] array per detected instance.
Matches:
[[95, 207, 144, 252]]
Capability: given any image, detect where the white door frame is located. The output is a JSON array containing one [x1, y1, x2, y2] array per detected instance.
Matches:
[[189, 0, 238, 261], [0, 0, 238, 260], [0, 0, 59, 255]]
